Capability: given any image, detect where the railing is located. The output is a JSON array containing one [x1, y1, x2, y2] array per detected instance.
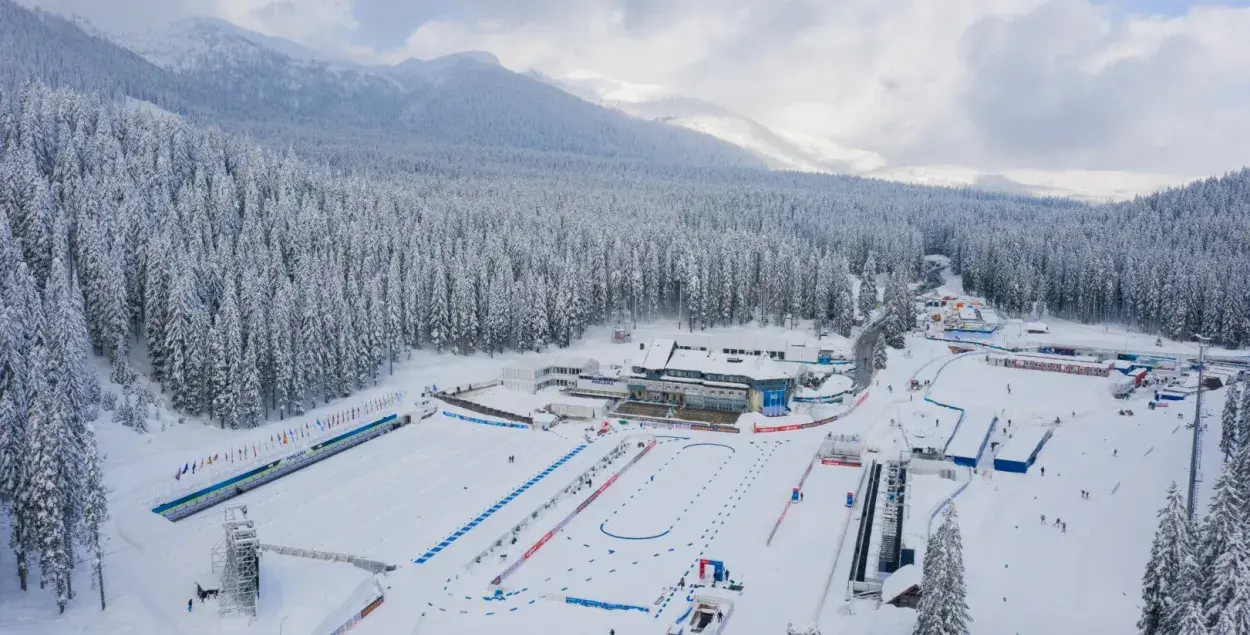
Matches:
[[258, 543, 393, 574], [438, 394, 532, 425]]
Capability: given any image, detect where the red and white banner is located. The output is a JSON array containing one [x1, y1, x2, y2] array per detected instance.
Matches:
[[492, 440, 657, 585]]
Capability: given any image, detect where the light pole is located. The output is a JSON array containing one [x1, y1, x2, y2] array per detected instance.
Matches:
[[280, 615, 290, 635], [1186, 336, 1210, 520]]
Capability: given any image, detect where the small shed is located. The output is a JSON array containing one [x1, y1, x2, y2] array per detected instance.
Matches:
[[881, 564, 922, 608], [530, 411, 557, 430], [1026, 322, 1049, 334]]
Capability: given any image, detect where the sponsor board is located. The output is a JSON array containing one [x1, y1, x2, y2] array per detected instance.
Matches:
[[442, 411, 529, 429], [821, 457, 862, 467], [329, 595, 385, 635]]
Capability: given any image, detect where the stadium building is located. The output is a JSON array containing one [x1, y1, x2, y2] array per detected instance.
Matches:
[[622, 338, 800, 416]]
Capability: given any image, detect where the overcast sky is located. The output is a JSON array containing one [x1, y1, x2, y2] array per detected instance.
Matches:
[[25, 0, 1250, 186]]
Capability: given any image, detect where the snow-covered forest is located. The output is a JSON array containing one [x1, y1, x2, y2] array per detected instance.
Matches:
[[951, 179, 1250, 344]]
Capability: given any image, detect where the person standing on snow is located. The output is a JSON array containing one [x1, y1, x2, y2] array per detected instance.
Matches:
[[188, 599, 193, 612]]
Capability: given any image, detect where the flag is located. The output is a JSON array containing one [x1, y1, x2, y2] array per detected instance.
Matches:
[[213, 453, 219, 462], [175, 467, 181, 480], [182, 463, 189, 475]]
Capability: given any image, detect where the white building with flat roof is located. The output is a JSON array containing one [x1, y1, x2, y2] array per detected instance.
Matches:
[[501, 357, 600, 393]]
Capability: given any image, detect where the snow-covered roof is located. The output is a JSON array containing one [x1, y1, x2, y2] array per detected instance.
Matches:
[[979, 308, 1002, 325], [1026, 322, 1049, 332], [638, 339, 676, 371], [673, 331, 826, 356], [958, 307, 979, 321], [881, 564, 921, 603], [664, 349, 798, 382], [553, 356, 596, 369], [945, 416, 996, 461], [996, 426, 1053, 463], [503, 357, 549, 371], [993, 352, 1108, 368]]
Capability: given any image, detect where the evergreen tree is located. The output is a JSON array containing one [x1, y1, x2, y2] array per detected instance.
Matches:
[[934, 504, 971, 634], [79, 424, 108, 610], [1140, 483, 1189, 635], [1240, 381, 1250, 452], [237, 331, 263, 428], [873, 335, 888, 370], [1221, 383, 1242, 458], [25, 319, 71, 611], [858, 278, 877, 321], [208, 284, 242, 428]]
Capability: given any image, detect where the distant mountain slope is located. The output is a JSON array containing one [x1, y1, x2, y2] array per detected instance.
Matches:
[[0, 3, 761, 169], [541, 70, 884, 174], [0, 0, 191, 110], [108, 13, 762, 168]]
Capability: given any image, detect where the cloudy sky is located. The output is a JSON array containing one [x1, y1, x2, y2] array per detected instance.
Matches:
[[26, 0, 1250, 195]]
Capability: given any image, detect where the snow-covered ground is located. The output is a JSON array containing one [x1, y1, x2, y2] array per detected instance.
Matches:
[[4, 310, 1241, 635]]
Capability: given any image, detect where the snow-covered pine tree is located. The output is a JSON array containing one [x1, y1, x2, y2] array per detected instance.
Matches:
[[1207, 517, 1250, 633], [79, 424, 108, 610], [858, 278, 876, 321], [487, 267, 511, 356], [1140, 482, 1189, 635], [1200, 456, 1246, 622], [913, 518, 946, 635], [237, 330, 264, 428], [208, 283, 242, 428], [428, 258, 449, 353], [1240, 381, 1250, 453], [934, 503, 971, 634], [873, 335, 888, 370], [1222, 383, 1242, 458], [24, 313, 71, 611], [1166, 514, 1207, 635]]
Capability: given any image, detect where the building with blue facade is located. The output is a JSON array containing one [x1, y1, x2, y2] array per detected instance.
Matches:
[[625, 339, 800, 416]]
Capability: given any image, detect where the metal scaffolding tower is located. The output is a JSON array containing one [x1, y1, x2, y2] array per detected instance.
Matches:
[[1186, 337, 1210, 520], [212, 505, 259, 617]]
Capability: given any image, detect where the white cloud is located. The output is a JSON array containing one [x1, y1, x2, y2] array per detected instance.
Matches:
[[25, 0, 1250, 194], [371, 0, 1250, 182]]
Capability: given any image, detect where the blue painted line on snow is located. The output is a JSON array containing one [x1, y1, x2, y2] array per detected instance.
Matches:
[[412, 444, 587, 564]]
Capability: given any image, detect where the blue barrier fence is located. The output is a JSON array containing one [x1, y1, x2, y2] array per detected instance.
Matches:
[[152, 414, 400, 521], [564, 595, 650, 613], [413, 443, 588, 564], [442, 410, 529, 430]]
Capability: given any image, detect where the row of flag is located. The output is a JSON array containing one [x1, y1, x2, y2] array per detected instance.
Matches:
[[173, 392, 403, 480]]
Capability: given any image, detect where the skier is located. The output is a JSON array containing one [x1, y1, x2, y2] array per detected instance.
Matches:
[[1007, 383, 1011, 395], [1054, 517, 1061, 528], [1112, 449, 1117, 458], [679, 577, 685, 589], [1040, 514, 1046, 524], [800, 492, 804, 502], [1061, 521, 1067, 533], [188, 599, 193, 613], [1040, 466, 1045, 477]]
